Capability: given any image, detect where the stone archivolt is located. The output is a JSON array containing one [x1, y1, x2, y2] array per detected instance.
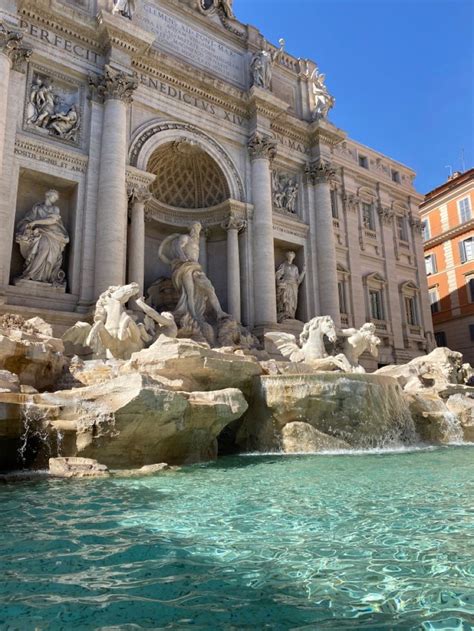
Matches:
[[148, 141, 230, 209]]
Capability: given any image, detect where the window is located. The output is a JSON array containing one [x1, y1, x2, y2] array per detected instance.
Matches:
[[330, 189, 339, 219], [358, 155, 369, 169], [467, 275, 474, 303], [397, 216, 408, 241], [362, 202, 375, 230], [470, 325, 474, 342], [459, 237, 474, 263], [369, 289, 384, 320], [425, 254, 437, 275], [429, 287, 440, 314], [405, 296, 418, 326], [391, 169, 401, 183], [458, 197, 472, 223], [338, 281, 347, 314], [421, 219, 430, 241], [435, 331, 447, 347]]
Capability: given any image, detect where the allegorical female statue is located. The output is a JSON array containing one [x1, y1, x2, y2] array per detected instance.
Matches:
[[112, 0, 136, 20], [275, 251, 306, 322], [15, 190, 69, 287], [250, 39, 285, 90]]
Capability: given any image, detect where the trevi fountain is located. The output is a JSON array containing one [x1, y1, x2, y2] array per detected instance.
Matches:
[[0, 0, 473, 629]]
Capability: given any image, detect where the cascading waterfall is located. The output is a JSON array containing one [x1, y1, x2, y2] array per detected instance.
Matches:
[[18, 404, 50, 465]]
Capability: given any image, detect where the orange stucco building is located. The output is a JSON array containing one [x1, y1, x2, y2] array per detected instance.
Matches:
[[420, 169, 474, 363]]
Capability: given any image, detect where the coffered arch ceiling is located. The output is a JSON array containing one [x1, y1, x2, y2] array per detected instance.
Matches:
[[147, 140, 230, 209]]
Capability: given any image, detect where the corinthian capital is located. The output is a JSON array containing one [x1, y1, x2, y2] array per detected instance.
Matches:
[[128, 185, 152, 205], [248, 132, 277, 162], [305, 159, 336, 185], [0, 23, 31, 68], [222, 214, 247, 233], [409, 216, 423, 234], [377, 205, 394, 225], [89, 64, 138, 103]]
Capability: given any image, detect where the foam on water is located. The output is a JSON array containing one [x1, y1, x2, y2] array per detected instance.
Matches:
[[0, 447, 473, 630]]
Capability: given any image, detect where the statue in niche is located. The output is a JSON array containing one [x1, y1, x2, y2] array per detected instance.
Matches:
[[158, 222, 229, 345], [26, 75, 80, 142], [275, 251, 305, 322], [112, 0, 136, 20], [310, 66, 335, 121], [272, 172, 299, 214], [63, 283, 177, 360], [15, 190, 69, 288], [250, 39, 285, 90]]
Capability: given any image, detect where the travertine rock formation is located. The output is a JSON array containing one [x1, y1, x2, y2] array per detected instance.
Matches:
[[39, 373, 248, 467], [281, 422, 350, 453], [0, 315, 66, 390], [49, 457, 110, 478]]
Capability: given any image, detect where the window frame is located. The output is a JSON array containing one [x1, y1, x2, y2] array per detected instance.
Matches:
[[358, 154, 369, 169], [459, 236, 474, 263], [421, 218, 430, 241], [434, 331, 447, 347], [458, 197, 472, 224], [425, 253, 437, 275], [429, 287, 440, 314]]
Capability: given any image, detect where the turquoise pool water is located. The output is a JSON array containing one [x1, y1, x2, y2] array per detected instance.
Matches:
[[1, 447, 473, 630]]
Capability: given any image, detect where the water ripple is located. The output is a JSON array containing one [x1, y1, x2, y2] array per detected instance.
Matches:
[[0, 447, 473, 629]]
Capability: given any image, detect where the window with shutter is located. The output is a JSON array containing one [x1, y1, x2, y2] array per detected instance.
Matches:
[[458, 197, 472, 224], [460, 237, 474, 263]]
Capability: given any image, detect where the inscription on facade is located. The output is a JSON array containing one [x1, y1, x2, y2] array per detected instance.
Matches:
[[136, 4, 246, 87], [19, 19, 102, 65], [139, 74, 246, 127]]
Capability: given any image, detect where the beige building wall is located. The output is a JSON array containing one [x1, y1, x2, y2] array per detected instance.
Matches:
[[0, 0, 434, 362]]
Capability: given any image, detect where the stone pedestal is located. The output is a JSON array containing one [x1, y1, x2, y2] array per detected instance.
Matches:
[[249, 132, 278, 326]]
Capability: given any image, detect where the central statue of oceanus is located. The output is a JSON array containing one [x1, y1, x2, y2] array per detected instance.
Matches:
[[158, 222, 229, 344]]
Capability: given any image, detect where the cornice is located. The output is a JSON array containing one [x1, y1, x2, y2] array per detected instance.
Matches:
[[272, 212, 309, 239], [309, 119, 346, 148], [18, 0, 101, 52], [145, 198, 250, 228], [247, 86, 290, 120], [14, 133, 88, 172], [423, 218, 474, 249], [96, 10, 155, 58]]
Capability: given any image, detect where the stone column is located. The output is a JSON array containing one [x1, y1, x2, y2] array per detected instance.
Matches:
[[89, 66, 138, 296], [127, 186, 151, 296], [307, 159, 340, 326], [199, 227, 210, 274], [0, 27, 29, 172], [0, 28, 30, 290], [249, 132, 277, 326], [222, 215, 246, 322]]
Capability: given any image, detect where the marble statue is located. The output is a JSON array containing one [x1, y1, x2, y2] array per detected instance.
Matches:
[[15, 190, 69, 287], [310, 66, 335, 121], [275, 251, 305, 322], [63, 283, 177, 360], [218, 0, 234, 18], [26, 76, 80, 141], [272, 172, 299, 214], [338, 323, 381, 373], [266, 316, 348, 371], [158, 222, 228, 344], [250, 39, 285, 90], [112, 0, 135, 19], [49, 105, 80, 141]]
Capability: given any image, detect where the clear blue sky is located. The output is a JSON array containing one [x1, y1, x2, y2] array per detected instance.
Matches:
[[235, 0, 474, 194]]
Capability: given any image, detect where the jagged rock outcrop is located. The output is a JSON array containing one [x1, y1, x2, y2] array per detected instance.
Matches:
[[237, 372, 417, 452], [49, 457, 110, 478], [0, 370, 19, 393], [281, 422, 351, 453], [0, 315, 66, 390], [376, 347, 471, 393], [37, 373, 248, 467]]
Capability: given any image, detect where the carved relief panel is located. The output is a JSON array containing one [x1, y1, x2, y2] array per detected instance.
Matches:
[[24, 66, 84, 146]]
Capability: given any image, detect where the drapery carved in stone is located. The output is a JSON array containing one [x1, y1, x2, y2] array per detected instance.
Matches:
[[88, 65, 138, 103], [248, 132, 277, 161], [272, 171, 299, 214], [305, 159, 336, 185]]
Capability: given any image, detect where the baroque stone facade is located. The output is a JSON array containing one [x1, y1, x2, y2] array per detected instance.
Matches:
[[0, 0, 434, 366]]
